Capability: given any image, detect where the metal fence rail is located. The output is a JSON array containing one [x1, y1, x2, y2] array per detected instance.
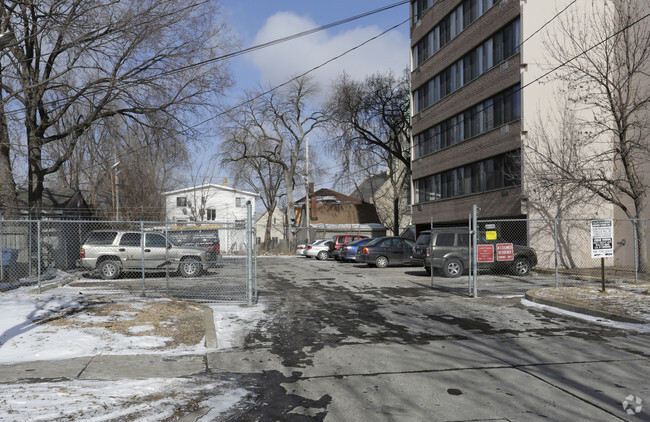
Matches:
[[0, 203, 257, 303]]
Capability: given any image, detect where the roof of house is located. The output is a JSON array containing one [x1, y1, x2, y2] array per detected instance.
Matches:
[[296, 188, 363, 205], [162, 183, 259, 198], [16, 187, 89, 210]]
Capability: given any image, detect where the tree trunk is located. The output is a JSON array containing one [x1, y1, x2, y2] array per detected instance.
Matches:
[[0, 111, 18, 218], [284, 171, 295, 250]]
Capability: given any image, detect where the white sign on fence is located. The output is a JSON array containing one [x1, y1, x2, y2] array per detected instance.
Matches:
[[590, 219, 614, 258]]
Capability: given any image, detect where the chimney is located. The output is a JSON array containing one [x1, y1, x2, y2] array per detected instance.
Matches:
[[222, 177, 228, 186], [310, 196, 317, 219]]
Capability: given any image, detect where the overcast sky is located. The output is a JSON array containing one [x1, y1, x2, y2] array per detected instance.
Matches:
[[219, 0, 410, 96]]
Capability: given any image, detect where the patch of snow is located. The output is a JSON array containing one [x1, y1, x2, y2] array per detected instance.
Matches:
[[521, 298, 650, 333]]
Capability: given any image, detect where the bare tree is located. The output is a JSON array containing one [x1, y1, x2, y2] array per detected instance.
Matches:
[[526, 97, 603, 268], [327, 69, 411, 235], [0, 0, 234, 216], [220, 76, 330, 248], [535, 0, 650, 270], [220, 129, 284, 248]]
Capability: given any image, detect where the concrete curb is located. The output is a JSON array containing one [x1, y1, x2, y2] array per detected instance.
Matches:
[[525, 288, 646, 324], [197, 304, 218, 348], [27, 273, 84, 294]]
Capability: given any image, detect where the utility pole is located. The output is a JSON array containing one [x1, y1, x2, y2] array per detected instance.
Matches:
[[305, 137, 310, 243]]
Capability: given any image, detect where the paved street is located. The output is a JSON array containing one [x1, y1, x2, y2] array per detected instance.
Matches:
[[2, 256, 649, 421], [210, 256, 649, 421]]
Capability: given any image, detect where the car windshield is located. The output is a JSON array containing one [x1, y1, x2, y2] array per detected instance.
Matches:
[[350, 238, 371, 246], [415, 233, 431, 245], [364, 238, 383, 247]]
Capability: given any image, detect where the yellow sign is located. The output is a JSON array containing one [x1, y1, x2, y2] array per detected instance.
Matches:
[[486, 231, 497, 240]]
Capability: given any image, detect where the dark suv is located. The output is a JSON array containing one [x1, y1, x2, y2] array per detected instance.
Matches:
[[167, 228, 221, 266], [411, 228, 537, 278]]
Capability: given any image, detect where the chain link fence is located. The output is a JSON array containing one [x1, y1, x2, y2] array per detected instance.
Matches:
[[469, 217, 649, 297], [0, 206, 257, 303]]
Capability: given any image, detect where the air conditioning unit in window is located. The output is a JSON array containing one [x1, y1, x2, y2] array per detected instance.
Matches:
[[501, 124, 509, 134]]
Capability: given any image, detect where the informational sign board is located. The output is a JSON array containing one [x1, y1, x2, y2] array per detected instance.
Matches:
[[590, 219, 614, 258], [496, 243, 514, 261], [477, 244, 494, 262]]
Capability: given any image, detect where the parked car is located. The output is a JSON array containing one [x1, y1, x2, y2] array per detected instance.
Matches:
[[304, 240, 334, 260], [77, 230, 209, 280], [331, 234, 369, 260], [355, 236, 415, 268], [339, 237, 374, 262], [298, 239, 328, 258], [411, 228, 538, 278], [167, 228, 220, 267], [296, 244, 307, 256]]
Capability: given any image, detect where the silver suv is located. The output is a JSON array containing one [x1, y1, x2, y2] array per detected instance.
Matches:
[[77, 230, 209, 280]]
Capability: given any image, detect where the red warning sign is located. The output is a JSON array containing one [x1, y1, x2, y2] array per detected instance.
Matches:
[[496, 243, 514, 261], [477, 244, 494, 262]]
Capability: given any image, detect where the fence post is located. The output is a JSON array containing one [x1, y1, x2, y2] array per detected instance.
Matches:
[[165, 224, 170, 294], [553, 217, 559, 287], [37, 220, 42, 293], [472, 205, 478, 297], [468, 213, 472, 295], [141, 221, 145, 296], [0, 217, 3, 282], [246, 201, 253, 305], [429, 217, 434, 288], [633, 218, 639, 283]]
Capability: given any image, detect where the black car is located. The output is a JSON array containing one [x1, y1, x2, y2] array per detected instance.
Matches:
[[355, 236, 416, 268]]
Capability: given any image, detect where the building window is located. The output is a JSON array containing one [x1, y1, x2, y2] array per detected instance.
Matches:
[[413, 85, 521, 158], [176, 197, 187, 207], [414, 150, 520, 204], [413, 18, 520, 113], [412, 0, 439, 24], [206, 208, 216, 220], [413, 0, 497, 68], [235, 197, 246, 207]]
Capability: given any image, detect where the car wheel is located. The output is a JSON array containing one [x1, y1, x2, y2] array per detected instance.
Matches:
[[317, 250, 329, 260], [375, 256, 389, 268], [424, 266, 431, 274], [98, 260, 120, 280], [179, 258, 202, 277], [443, 259, 463, 278], [512, 257, 530, 276]]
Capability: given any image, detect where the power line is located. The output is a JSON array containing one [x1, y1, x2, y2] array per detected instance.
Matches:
[[411, 9, 650, 167], [0, 1, 408, 120]]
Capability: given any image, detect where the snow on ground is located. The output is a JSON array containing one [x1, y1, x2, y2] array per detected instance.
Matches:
[[0, 278, 268, 421], [522, 299, 650, 333], [1, 269, 647, 420]]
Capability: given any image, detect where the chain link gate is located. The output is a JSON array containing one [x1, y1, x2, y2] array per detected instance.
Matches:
[[0, 202, 257, 304]]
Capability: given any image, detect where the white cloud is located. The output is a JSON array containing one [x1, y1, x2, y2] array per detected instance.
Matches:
[[247, 12, 409, 90]]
